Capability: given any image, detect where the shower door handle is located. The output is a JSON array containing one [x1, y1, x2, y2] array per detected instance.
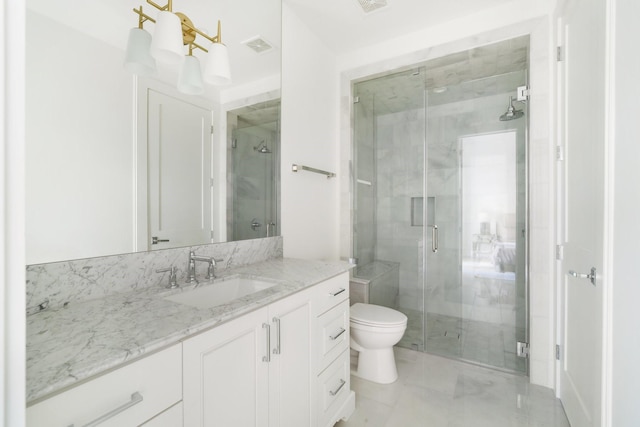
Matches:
[[429, 225, 438, 253]]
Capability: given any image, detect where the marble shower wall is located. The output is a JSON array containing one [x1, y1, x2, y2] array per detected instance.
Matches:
[[26, 237, 283, 311], [375, 107, 425, 312]]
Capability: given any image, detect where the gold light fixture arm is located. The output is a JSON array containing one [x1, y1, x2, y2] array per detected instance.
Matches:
[[179, 19, 222, 44], [133, 1, 222, 46], [146, 0, 172, 12], [133, 6, 156, 29]]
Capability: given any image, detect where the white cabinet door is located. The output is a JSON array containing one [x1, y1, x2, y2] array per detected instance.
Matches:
[[183, 307, 270, 427], [268, 291, 312, 427]]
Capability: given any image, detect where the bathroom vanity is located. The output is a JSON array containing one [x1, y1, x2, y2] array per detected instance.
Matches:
[[26, 257, 355, 427]]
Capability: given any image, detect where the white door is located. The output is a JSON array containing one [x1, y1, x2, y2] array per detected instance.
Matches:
[[557, 0, 607, 425], [147, 90, 213, 250]]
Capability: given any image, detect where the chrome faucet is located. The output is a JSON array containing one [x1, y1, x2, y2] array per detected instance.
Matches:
[[187, 251, 223, 283], [156, 266, 178, 289]]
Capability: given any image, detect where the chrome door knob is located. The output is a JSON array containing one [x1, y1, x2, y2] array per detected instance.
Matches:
[[567, 267, 596, 286]]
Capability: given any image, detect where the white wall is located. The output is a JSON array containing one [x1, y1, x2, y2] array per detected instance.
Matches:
[[2, 2, 26, 425], [610, 0, 640, 424], [26, 11, 134, 264], [280, 4, 340, 260]]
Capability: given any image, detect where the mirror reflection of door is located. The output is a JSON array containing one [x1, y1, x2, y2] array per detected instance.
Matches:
[[227, 100, 280, 241], [147, 90, 213, 250]]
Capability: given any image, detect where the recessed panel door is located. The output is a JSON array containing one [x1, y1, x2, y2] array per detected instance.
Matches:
[[557, 0, 606, 425], [147, 90, 213, 249]]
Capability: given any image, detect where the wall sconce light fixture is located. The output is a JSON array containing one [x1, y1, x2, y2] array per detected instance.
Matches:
[[124, 0, 232, 95]]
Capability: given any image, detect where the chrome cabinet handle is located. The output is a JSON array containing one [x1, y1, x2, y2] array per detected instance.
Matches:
[[429, 225, 439, 253], [329, 328, 346, 341], [568, 267, 597, 286], [329, 379, 346, 396], [68, 392, 143, 427], [272, 317, 281, 355], [262, 323, 271, 362], [331, 288, 346, 297]]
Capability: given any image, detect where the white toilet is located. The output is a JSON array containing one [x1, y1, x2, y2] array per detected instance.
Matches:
[[349, 303, 408, 384]]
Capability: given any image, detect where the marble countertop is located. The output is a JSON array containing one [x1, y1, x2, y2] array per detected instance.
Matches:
[[27, 258, 352, 404]]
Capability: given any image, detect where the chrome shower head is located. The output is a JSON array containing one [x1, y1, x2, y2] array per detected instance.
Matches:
[[253, 141, 271, 154], [499, 96, 525, 121]]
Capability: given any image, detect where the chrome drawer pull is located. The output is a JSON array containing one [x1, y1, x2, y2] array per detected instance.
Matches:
[[263, 323, 271, 362], [329, 328, 346, 341], [330, 288, 346, 297], [273, 317, 281, 355], [329, 379, 346, 396], [68, 392, 143, 427]]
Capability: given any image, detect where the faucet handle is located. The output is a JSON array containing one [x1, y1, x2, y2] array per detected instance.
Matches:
[[205, 258, 225, 280], [156, 266, 178, 289]]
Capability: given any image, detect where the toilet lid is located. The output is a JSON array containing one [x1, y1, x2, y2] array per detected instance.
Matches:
[[350, 303, 408, 327]]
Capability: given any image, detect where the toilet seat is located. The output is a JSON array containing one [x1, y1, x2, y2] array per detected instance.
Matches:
[[350, 303, 407, 328]]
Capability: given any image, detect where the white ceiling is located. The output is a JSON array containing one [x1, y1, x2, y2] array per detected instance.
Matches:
[[284, 0, 517, 55]]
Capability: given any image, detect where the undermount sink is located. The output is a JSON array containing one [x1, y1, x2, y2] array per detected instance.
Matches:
[[163, 276, 280, 309]]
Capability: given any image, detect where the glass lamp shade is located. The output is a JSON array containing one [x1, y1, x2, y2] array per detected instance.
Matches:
[[124, 28, 156, 76], [177, 56, 205, 95], [203, 43, 232, 86], [150, 11, 184, 64]]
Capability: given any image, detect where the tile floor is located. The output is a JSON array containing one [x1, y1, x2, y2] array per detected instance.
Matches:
[[336, 347, 570, 427]]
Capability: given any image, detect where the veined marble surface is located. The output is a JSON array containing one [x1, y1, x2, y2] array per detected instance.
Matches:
[[27, 257, 352, 404], [26, 237, 283, 311]]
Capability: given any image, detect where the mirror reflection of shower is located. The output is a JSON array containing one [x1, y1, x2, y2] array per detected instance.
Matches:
[[227, 98, 280, 241], [253, 141, 272, 154]]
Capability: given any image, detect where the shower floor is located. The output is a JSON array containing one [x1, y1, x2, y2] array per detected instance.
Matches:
[[398, 309, 526, 373], [395, 259, 526, 373]]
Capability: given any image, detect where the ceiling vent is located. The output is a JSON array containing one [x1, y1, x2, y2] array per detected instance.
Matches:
[[241, 36, 274, 54], [356, 0, 388, 14]]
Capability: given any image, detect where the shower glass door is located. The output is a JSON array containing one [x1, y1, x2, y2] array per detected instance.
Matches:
[[424, 69, 528, 373]]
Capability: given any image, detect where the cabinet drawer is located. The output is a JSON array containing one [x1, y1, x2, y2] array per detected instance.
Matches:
[[27, 344, 182, 427], [317, 299, 350, 371], [317, 349, 350, 427], [140, 402, 183, 426], [315, 272, 349, 315]]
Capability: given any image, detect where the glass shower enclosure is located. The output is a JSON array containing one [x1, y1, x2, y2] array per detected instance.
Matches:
[[352, 37, 529, 373], [227, 99, 280, 241]]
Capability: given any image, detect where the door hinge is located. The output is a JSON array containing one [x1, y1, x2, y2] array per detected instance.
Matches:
[[557, 46, 563, 62], [556, 146, 564, 161], [517, 341, 530, 358], [353, 96, 360, 104], [556, 344, 561, 360], [556, 244, 564, 261], [210, 178, 214, 187], [210, 230, 215, 239], [517, 85, 530, 102], [211, 125, 214, 134]]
